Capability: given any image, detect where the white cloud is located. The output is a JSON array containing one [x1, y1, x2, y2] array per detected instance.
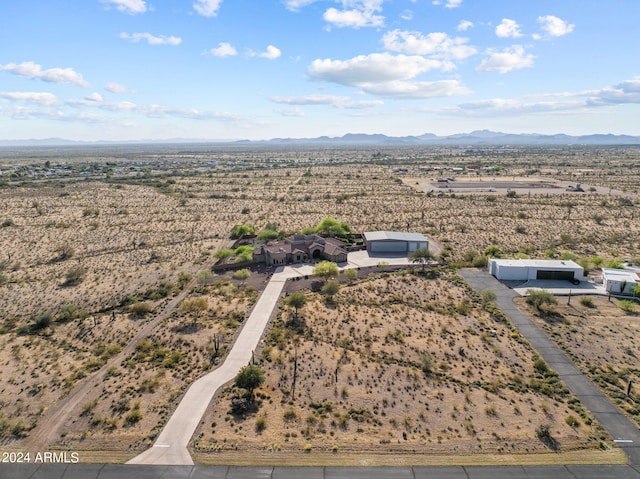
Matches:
[[282, 0, 318, 11], [274, 108, 305, 117], [588, 77, 640, 105], [537, 15, 575, 37], [495, 18, 523, 38], [193, 0, 223, 17], [270, 94, 383, 109], [258, 45, 282, 60], [443, 77, 640, 117], [85, 92, 104, 102], [457, 20, 473, 32], [476, 45, 534, 73], [207, 42, 237, 57], [323, 0, 385, 29], [309, 53, 446, 86], [432, 0, 462, 8], [100, 0, 147, 14], [0, 91, 58, 106], [105, 82, 130, 93], [120, 32, 182, 46], [382, 30, 477, 60], [400, 10, 413, 21], [358, 80, 470, 98], [0, 61, 89, 87]]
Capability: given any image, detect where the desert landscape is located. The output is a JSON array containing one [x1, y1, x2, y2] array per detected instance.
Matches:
[[0, 144, 639, 463]]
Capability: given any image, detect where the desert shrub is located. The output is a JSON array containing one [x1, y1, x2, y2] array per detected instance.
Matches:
[[129, 301, 154, 317], [63, 265, 86, 286], [565, 415, 580, 427], [233, 268, 251, 283], [525, 289, 558, 312], [214, 248, 234, 260], [55, 243, 75, 261], [618, 300, 637, 313], [579, 297, 595, 308], [472, 255, 488, 267], [255, 417, 267, 433], [1, 218, 15, 227], [124, 409, 142, 425], [484, 245, 501, 258], [481, 289, 496, 305], [32, 312, 54, 331]]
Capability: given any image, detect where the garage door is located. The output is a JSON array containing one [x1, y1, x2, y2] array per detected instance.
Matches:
[[536, 270, 574, 280], [370, 241, 407, 253]]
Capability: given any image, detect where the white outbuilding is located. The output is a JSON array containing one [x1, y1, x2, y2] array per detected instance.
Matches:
[[363, 231, 429, 254], [488, 259, 587, 282], [601, 268, 640, 295]]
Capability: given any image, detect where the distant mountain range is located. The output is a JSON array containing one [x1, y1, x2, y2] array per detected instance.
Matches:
[[1, 130, 640, 147]]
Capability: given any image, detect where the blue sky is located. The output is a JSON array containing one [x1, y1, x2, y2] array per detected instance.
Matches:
[[1, 0, 638, 141]]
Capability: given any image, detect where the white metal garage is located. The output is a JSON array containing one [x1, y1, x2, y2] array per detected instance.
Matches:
[[364, 231, 429, 254], [488, 259, 587, 281]]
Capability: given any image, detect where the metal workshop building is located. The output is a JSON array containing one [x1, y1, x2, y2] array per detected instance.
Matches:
[[363, 231, 429, 254], [488, 259, 587, 281], [601, 268, 639, 295]]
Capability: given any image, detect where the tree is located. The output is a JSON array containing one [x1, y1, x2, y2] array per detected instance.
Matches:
[[257, 229, 279, 241], [233, 268, 251, 285], [313, 261, 339, 280], [409, 247, 434, 271], [321, 280, 340, 300], [235, 365, 265, 400], [230, 224, 255, 239], [344, 268, 357, 282], [234, 245, 254, 263], [315, 217, 351, 238], [285, 292, 307, 320], [525, 289, 558, 313]]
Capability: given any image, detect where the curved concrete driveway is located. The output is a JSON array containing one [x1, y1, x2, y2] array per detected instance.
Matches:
[[460, 268, 640, 465], [129, 253, 414, 465]]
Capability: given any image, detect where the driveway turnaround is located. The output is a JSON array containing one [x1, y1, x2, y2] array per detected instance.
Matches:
[[3, 464, 640, 479], [460, 269, 640, 465], [129, 253, 413, 465]]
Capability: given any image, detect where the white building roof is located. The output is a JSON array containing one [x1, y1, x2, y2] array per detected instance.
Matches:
[[490, 259, 582, 269], [601, 268, 640, 282], [364, 231, 428, 242]]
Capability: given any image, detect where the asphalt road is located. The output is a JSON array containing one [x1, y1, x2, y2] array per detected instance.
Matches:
[[460, 268, 640, 465], [3, 464, 640, 479]]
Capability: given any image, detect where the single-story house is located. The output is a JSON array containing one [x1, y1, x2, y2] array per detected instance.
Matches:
[[601, 268, 640, 294], [488, 259, 587, 282], [254, 234, 347, 266], [363, 231, 429, 254]]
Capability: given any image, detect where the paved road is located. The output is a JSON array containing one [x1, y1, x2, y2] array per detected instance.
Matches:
[[460, 269, 640, 465], [130, 252, 414, 465], [3, 463, 640, 479]]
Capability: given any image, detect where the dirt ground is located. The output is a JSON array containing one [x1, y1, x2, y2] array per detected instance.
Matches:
[[194, 270, 606, 458], [1, 146, 639, 460]]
